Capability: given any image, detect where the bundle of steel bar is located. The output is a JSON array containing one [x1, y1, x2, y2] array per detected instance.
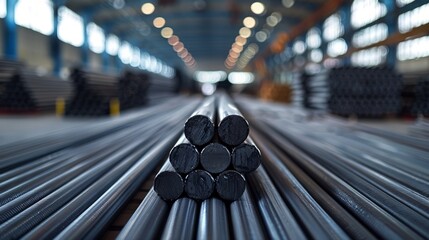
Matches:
[[154, 93, 261, 202], [0, 64, 72, 112], [118, 71, 150, 110], [328, 66, 402, 117], [66, 68, 178, 116], [0, 96, 200, 239], [234, 96, 429, 239], [292, 71, 329, 110], [408, 118, 429, 139], [66, 68, 120, 116], [411, 77, 429, 116]]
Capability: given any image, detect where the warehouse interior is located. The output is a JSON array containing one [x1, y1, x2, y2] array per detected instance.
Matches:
[[0, 0, 429, 239]]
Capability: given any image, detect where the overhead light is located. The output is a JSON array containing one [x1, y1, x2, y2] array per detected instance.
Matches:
[[239, 27, 251, 38], [231, 43, 243, 53], [266, 15, 278, 27], [229, 50, 240, 58], [235, 36, 247, 46], [153, 17, 165, 28], [282, 0, 295, 8], [161, 27, 173, 38], [141, 3, 155, 15], [243, 17, 256, 29], [251, 2, 265, 15], [168, 35, 179, 45], [173, 42, 184, 52], [255, 31, 268, 42]]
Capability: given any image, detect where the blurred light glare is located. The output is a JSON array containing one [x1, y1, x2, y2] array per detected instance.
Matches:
[[178, 48, 189, 58], [232, 43, 243, 52], [243, 17, 256, 28], [282, 0, 295, 8], [161, 27, 173, 38], [251, 2, 265, 15], [168, 35, 179, 45], [255, 31, 268, 42], [272, 12, 282, 22], [141, 3, 155, 15], [239, 27, 251, 38], [173, 42, 184, 52], [235, 36, 247, 46], [228, 72, 255, 84], [229, 51, 240, 58], [266, 15, 279, 27], [153, 17, 165, 28], [201, 83, 216, 95], [195, 71, 227, 83]]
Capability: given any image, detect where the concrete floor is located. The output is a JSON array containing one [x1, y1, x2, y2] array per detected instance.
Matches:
[[0, 114, 109, 145]]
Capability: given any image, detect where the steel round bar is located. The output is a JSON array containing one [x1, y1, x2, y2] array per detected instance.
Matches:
[[230, 188, 267, 240], [231, 137, 261, 174], [169, 140, 199, 174], [184, 170, 215, 200], [215, 170, 246, 201], [196, 198, 230, 240], [217, 93, 249, 146], [200, 143, 231, 174], [184, 95, 216, 146], [160, 198, 198, 240]]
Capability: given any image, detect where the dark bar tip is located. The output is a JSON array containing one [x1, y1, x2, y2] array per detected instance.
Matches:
[[218, 115, 249, 146], [154, 171, 184, 201], [185, 170, 215, 200], [184, 115, 215, 146], [200, 143, 231, 174], [216, 170, 246, 201], [231, 143, 261, 173], [169, 143, 199, 174]]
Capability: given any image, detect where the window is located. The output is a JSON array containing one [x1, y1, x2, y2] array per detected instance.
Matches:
[[327, 38, 347, 57], [398, 3, 429, 33], [0, 0, 6, 18], [397, 0, 415, 7], [323, 13, 344, 41], [306, 27, 321, 49], [352, 23, 388, 48], [87, 22, 105, 54], [397, 36, 429, 61], [351, 0, 387, 29], [118, 41, 132, 64], [351, 46, 387, 66], [58, 7, 84, 47], [106, 34, 120, 56], [15, 0, 54, 35]]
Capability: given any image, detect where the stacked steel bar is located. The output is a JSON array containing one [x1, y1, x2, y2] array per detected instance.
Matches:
[[118, 71, 150, 110], [0, 59, 24, 107], [0, 63, 72, 112], [66, 68, 120, 116], [328, 66, 402, 117], [154, 94, 261, 202], [0, 97, 200, 239], [67, 68, 178, 116], [412, 77, 429, 116], [235, 96, 429, 239]]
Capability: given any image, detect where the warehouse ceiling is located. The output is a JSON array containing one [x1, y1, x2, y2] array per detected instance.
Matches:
[[65, 0, 325, 71]]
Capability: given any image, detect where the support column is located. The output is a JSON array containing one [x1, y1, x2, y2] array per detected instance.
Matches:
[[81, 12, 90, 67], [4, 0, 17, 59], [51, 5, 61, 76], [385, 0, 397, 67]]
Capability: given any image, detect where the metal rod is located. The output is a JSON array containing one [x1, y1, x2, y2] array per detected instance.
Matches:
[[196, 198, 230, 240], [184, 169, 215, 200], [200, 143, 231, 174]]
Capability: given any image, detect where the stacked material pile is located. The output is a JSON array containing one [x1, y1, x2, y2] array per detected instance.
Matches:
[[328, 66, 402, 117], [154, 93, 261, 202], [0, 60, 72, 112]]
